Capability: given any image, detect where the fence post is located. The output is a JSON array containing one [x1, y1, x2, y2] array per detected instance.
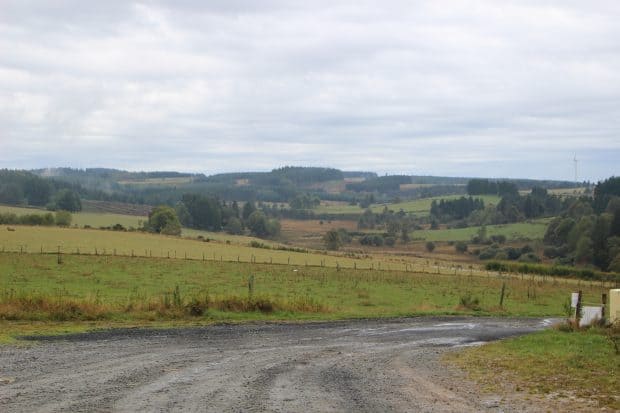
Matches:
[[499, 282, 506, 307]]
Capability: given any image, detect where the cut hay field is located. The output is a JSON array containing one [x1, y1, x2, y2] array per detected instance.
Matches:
[[0, 225, 350, 266], [0, 252, 604, 342]]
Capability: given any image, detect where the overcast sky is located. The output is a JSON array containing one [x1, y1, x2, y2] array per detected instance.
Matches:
[[1, 1, 619, 181]]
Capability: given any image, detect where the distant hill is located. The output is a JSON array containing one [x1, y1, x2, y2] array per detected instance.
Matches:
[[0, 166, 587, 210]]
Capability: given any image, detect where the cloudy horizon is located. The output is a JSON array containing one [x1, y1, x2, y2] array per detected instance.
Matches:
[[1, 1, 619, 181]]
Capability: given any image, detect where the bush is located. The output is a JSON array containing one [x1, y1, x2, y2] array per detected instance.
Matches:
[[225, 217, 243, 235], [459, 293, 481, 311], [505, 247, 522, 260], [455, 241, 468, 253], [372, 234, 385, 247], [490, 234, 507, 244], [519, 252, 541, 263], [495, 251, 509, 260], [479, 247, 498, 260], [425, 241, 436, 252], [384, 236, 396, 247], [521, 244, 534, 254], [54, 210, 72, 227], [544, 246, 560, 258]]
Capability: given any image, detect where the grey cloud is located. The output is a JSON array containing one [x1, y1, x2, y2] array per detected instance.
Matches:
[[1, 1, 619, 180]]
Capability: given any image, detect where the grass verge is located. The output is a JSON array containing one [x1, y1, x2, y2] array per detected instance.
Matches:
[[446, 327, 620, 410]]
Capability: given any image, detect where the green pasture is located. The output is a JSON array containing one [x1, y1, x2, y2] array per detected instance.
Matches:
[[449, 328, 620, 410], [0, 225, 379, 269], [0, 252, 602, 322], [314, 194, 501, 216], [415, 220, 549, 242], [0, 204, 146, 229]]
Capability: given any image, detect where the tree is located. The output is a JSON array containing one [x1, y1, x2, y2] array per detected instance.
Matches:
[[181, 194, 222, 231], [575, 235, 593, 264], [175, 202, 192, 227], [246, 211, 280, 238], [400, 227, 410, 244], [52, 189, 82, 212], [247, 211, 268, 237], [242, 201, 256, 221], [148, 206, 181, 235], [225, 217, 243, 235], [426, 241, 436, 252], [324, 230, 342, 251], [455, 241, 468, 253]]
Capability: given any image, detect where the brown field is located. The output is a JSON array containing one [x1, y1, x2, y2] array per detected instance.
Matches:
[[280, 219, 358, 248], [81, 200, 152, 216]]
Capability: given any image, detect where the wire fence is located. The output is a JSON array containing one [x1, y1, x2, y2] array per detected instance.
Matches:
[[0, 244, 617, 289]]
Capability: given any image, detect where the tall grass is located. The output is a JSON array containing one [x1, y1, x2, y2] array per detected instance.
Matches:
[[0, 286, 327, 321]]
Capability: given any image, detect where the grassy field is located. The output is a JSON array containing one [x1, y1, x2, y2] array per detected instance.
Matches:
[[117, 177, 194, 185], [0, 252, 605, 342], [0, 204, 146, 229], [314, 194, 501, 216], [415, 220, 550, 242], [0, 225, 372, 268], [448, 328, 620, 410]]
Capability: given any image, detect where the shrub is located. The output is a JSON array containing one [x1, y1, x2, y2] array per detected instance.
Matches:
[[479, 247, 498, 260], [459, 293, 481, 311], [505, 247, 522, 260], [455, 241, 468, 253], [519, 252, 541, 263], [490, 234, 507, 244], [425, 241, 436, 252], [54, 210, 72, 227]]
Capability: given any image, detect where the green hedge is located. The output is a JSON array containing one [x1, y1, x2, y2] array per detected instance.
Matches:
[[485, 261, 620, 282]]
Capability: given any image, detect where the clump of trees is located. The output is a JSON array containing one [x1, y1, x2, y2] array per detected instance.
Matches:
[[171, 194, 281, 239], [145, 206, 182, 235], [542, 177, 620, 271], [430, 197, 485, 221]]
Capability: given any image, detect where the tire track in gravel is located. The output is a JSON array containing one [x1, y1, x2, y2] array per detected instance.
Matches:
[[0, 316, 556, 412]]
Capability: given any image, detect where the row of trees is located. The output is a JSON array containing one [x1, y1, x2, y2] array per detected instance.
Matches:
[[467, 179, 519, 196], [0, 210, 72, 227]]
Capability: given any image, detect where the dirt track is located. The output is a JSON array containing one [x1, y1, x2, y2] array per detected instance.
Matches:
[[0, 317, 555, 412]]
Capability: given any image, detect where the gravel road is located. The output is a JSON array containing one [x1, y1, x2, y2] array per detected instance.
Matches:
[[0, 317, 555, 412]]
